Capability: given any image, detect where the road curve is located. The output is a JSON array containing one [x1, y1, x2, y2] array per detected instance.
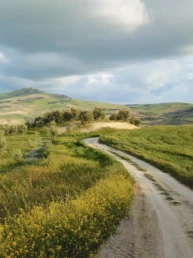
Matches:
[[84, 137, 193, 258]]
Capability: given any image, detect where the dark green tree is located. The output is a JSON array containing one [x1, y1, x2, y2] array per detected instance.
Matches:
[[117, 109, 130, 121], [80, 111, 93, 125], [93, 107, 106, 120], [71, 108, 80, 120], [109, 112, 118, 120]]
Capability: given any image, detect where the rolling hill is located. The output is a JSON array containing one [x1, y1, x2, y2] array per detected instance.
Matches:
[[0, 88, 192, 125], [126, 103, 193, 125], [0, 88, 129, 124]]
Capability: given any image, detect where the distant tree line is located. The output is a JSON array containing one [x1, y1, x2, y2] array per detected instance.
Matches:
[[26, 107, 106, 128], [26, 107, 141, 129]]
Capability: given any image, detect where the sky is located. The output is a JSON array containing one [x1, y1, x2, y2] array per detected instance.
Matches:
[[0, 0, 193, 104]]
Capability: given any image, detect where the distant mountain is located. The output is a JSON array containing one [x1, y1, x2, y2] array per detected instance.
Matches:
[[126, 103, 193, 125], [0, 88, 128, 124]]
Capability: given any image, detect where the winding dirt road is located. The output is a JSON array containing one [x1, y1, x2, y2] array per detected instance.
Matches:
[[84, 138, 193, 258]]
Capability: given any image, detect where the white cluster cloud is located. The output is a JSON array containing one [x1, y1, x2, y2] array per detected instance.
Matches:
[[0, 52, 8, 62], [87, 73, 113, 86], [144, 60, 182, 90], [93, 0, 151, 31]]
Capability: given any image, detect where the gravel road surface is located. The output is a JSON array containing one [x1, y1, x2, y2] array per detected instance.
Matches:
[[84, 137, 193, 258]]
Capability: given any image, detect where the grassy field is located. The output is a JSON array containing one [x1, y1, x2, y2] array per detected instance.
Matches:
[[128, 103, 193, 115], [99, 125, 193, 188], [0, 129, 134, 257], [127, 103, 193, 125]]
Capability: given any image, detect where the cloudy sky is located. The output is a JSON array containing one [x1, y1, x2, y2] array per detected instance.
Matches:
[[0, 0, 193, 104]]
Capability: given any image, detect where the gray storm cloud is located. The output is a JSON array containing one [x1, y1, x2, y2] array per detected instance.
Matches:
[[0, 0, 193, 103]]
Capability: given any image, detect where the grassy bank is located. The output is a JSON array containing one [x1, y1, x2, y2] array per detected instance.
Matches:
[[0, 130, 134, 257], [99, 125, 193, 188]]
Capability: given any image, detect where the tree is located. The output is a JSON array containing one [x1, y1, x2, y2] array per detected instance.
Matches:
[[17, 124, 27, 135], [93, 107, 106, 120], [134, 118, 141, 126], [71, 108, 80, 120], [129, 117, 141, 126], [109, 112, 118, 120], [53, 110, 63, 123], [63, 111, 73, 122], [9, 125, 17, 134], [117, 109, 130, 121], [129, 117, 136, 125], [80, 111, 93, 125]]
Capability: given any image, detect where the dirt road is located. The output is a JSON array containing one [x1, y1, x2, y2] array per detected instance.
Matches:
[[84, 138, 193, 258]]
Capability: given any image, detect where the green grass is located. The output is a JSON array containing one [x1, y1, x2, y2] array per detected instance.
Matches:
[[129, 102, 193, 115], [0, 132, 40, 172], [0, 129, 134, 257], [99, 125, 193, 188]]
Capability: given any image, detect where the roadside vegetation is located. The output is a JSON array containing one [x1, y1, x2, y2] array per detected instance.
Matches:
[[99, 125, 193, 188], [0, 126, 134, 257]]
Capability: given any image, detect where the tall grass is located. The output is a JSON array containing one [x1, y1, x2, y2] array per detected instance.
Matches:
[[0, 130, 134, 257], [0, 132, 40, 172], [0, 175, 133, 258], [99, 125, 193, 188]]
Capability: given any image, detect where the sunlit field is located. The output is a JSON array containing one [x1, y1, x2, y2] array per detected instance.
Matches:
[[99, 125, 193, 188], [0, 128, 134, 257]]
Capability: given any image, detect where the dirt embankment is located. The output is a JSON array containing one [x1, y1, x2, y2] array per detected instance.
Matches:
[[58, 122, 139, 134], [81, 122, 138, 132]]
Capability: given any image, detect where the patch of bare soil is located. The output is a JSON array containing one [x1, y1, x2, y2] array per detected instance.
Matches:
[[81, 122, 138, 132]]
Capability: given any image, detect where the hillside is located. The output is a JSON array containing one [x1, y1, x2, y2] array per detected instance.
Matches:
[[0, 88, 129, 124], [126, 103, 193, 125], [0, 88, 192, 125]]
